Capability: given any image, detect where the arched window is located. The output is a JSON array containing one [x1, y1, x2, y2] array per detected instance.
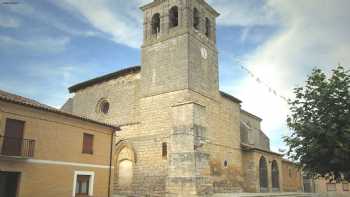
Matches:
[[271, 160, 280, 191], [205, 17, 210, 37], [162, 142, 167, 159], [259, 156, 268, 192], [97, 98, 110, 114], [152, 13, 160, 35], [100, 100, 109, 114], [169, 6, 178, 28], [193, 8, 200, 30]]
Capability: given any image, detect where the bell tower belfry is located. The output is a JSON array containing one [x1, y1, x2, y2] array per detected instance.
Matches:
[[139, 1, 220, 196], [140, 0, 220, 99]]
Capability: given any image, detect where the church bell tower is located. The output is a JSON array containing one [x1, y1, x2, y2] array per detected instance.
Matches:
[[139, 1, 220, 196], [140, 0, 220, 99]]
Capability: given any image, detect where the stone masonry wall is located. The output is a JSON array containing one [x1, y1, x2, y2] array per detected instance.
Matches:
[[241, 150, 285, 193], [240, 111, 270, 151], [186, 90, 243, 194], [71, 71, 140, 126], [282, 161, 302, 192]]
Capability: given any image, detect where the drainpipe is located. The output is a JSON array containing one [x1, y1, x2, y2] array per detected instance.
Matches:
[[108, 129, 116, 197]]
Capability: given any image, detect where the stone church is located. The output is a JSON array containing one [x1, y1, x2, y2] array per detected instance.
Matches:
[[62, 0, 303, 196]]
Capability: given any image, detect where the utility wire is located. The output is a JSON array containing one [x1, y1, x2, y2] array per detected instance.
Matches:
[[233, 58, 290, 103]]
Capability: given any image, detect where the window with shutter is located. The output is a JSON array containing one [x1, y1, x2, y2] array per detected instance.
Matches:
[[82, 133, 93, 154], [2, 118, 25, 156], [75, 175, 90, 196]]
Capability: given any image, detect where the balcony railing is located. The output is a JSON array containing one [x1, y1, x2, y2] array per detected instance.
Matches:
[[0, 135, 35, 158]]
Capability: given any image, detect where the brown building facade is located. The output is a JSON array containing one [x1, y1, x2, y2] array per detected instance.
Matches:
[[0, 90, 118, 197]]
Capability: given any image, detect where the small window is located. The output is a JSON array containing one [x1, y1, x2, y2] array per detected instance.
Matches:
[[224, 160, 228, 167], [289, 168, 292, 178], [343, 182, 349, 191], [83, 133, 94, 154], [169, 6, 178, 28], [162, 142, 167, 159], [100, 100, 109, 114], [259, 156, 268, 191], [75, 175, 91, 195], [205, 17, 210, 37], [271, 160, 280, 190], [327, 183, 336, 192], [152, 13, 161, 34], [97, 99, 110, 114], [193, 8, 200, 30]]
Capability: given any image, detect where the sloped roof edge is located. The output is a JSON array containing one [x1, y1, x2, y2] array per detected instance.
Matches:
[[69, 66, 141, 93], [0, 90, 119, 130], [219, 91, 242, 104], [241, 143, 283, 156], [241, 109, 263, 121]]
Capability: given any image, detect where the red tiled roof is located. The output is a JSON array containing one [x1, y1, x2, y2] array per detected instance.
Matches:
[[0, 89, 119, 130], [0, 89, 55, 109]]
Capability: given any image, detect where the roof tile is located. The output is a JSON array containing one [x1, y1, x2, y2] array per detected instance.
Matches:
[[0, 89, 119, 130]]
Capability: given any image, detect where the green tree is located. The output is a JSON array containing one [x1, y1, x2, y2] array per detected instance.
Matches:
[[285, 66, 350, 182]]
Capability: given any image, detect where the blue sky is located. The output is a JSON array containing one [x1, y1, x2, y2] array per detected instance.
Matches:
[[1, 0, 349, 152]]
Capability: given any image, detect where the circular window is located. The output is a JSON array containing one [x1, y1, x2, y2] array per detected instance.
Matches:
[[98, 99, 110, 114]]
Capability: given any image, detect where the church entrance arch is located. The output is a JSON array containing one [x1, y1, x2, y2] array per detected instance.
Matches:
[[115, 141, 136, 190]]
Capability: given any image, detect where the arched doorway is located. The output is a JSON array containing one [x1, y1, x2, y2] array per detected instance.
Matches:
[[118, 159, 133, 188], [115, 142, 136, 190], [271, 160, 280, 191], [259, 156, 268, 192]]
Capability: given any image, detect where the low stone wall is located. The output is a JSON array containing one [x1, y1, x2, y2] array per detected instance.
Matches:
[[214, 193, 314, 197], [114, 192, 315, 197]]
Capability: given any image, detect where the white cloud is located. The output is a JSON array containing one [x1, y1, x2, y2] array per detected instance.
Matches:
[[0, 35, 70, 53], [0, 13, 20, 28], [4, 2, 99, 38], [55, 0, 150, 48], [225, 0, 350, 151], [208, 0, 278, 27], [51, 0, 276, 47], [6, 2, 35, 15]]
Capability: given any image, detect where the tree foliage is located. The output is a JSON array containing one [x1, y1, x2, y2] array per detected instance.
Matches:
[[285, 66, 350, 182]]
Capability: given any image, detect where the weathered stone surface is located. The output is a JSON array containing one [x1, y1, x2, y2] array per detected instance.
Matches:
[[65, 0, 305, 196]]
